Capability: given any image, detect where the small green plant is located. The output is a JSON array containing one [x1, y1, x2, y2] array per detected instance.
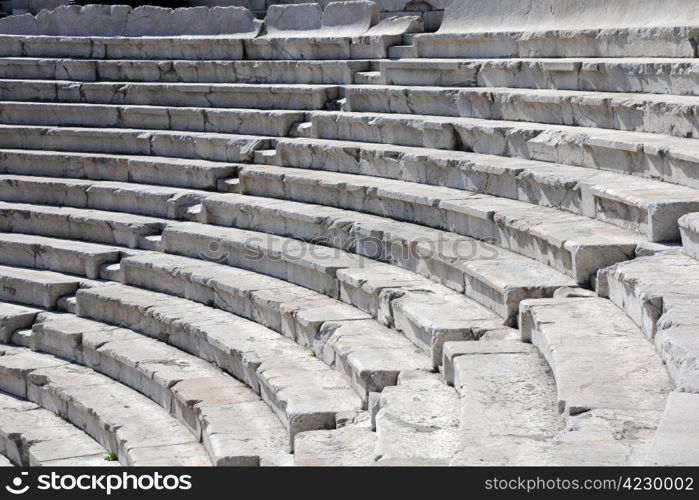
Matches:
[[104, 452, 118, 462]]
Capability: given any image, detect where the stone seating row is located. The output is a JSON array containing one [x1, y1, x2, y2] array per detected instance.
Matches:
[[0, 57, 371, 84], [0, 80, 338, 110], [343, 85, 699, 139], [5, 83, 699, 140]]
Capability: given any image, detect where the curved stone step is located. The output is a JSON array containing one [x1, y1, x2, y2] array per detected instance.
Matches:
[[74, 283, 367, 445], [30, 312, 291, 465], [110, 251, 433, 384], [238, 165, 643, 284], [344, 85, 699, 139], [598, 251, 699, 392], [0, 202, 166, 248], [520, 296, 672, 415], [0, 264, 82, 309], [201, 192, 576, 324], [0, 391, 115, 466], [309, 112, 699, 192], [378, 58, 699, 95], [0, 149, 241, 190], [0, 175, 208, 220], [241, 38, 370, 61], [157, 222, 506, 365], [0, 102, 305, 137], [0, 302, 40, 343], [0, 57, 369, 84], [519, 296, 673, 464], [0, 232, 124, 279], [0, 79, 338, 111], [444, 339, 563, 465], [0, 35, 250, 60], [0, 125, 268, 163], [0, 344, 212, 465]]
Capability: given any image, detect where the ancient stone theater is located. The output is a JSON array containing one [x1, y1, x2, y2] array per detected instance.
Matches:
[[0, 0, 696, 466]]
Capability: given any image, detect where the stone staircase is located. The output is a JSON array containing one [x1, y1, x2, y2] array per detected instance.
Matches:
[[0, 1, 697, 466]]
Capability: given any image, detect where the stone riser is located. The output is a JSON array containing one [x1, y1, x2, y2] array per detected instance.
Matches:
[[30, 312, 291, 465], [0, 125, 270, 163], [0, 175, 207, 220], [0, 79, 337, 111], [0, 102, 306, 137], [0, 58, 370, 84], [0, 344, 212, 466], [201, 192, 575, 326], [238, 165, 642, 284], [0, 202, 166, 248], [379, 59, 699, 95], [0, 149, 241, 190], [344, 86, 699, 139]]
